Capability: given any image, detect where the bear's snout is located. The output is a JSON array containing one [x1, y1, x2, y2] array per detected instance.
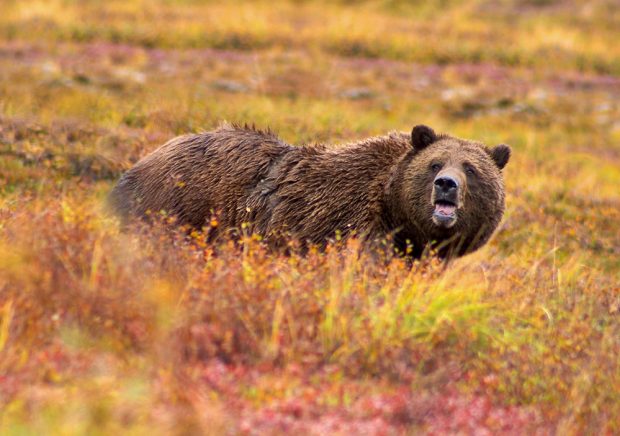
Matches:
[[431, 172, 463, 229], [434, 175, 458, 198]]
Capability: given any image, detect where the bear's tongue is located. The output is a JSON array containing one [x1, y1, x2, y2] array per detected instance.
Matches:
[[435, 203, 456, 216]]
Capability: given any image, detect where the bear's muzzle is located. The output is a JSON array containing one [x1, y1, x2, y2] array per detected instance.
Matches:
[[431, 173, 461, 228]]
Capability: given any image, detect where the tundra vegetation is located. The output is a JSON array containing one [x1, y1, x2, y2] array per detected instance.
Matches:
[[0, 0, 619, 433]]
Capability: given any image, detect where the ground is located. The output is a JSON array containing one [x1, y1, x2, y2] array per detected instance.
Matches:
[[0, 0, 619, 434]]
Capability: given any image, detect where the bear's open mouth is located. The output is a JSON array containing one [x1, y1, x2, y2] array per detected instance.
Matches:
[[432, 200, 457, 228], [434, 200, 456, 216]]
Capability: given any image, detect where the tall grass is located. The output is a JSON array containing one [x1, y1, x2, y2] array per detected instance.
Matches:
[[0, 192, 617, 432]]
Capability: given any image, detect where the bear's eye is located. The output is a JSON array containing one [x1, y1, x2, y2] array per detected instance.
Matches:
[[431, 163, 442, 172], [464, 165, 477, 176]]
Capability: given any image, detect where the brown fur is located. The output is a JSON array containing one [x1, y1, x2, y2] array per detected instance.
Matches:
[[109, 123, 510, 258]]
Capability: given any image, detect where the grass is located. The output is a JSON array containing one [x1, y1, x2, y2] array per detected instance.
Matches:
[[0, 0, 619, 433]]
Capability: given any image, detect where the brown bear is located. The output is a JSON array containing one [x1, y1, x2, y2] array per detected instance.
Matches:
[[109, 124, 510, 258]]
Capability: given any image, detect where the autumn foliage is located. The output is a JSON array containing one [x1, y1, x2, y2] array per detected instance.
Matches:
[[1, 0, 619, 433]]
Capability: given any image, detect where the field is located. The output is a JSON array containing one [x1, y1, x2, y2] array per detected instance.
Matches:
[[1, 0, 619, 433]]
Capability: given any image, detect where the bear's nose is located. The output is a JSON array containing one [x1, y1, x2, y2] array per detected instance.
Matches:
[[434, 176, 458, 194]]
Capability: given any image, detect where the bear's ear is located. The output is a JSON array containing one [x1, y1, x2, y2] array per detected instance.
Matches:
[[411, 125, 437, 151], [489, 144, 511, 170]]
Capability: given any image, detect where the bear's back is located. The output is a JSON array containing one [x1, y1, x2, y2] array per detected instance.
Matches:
[[110, 125, 295, 228]]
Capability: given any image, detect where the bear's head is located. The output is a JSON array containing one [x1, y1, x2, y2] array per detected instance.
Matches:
[[397, 125, 511, 257]]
